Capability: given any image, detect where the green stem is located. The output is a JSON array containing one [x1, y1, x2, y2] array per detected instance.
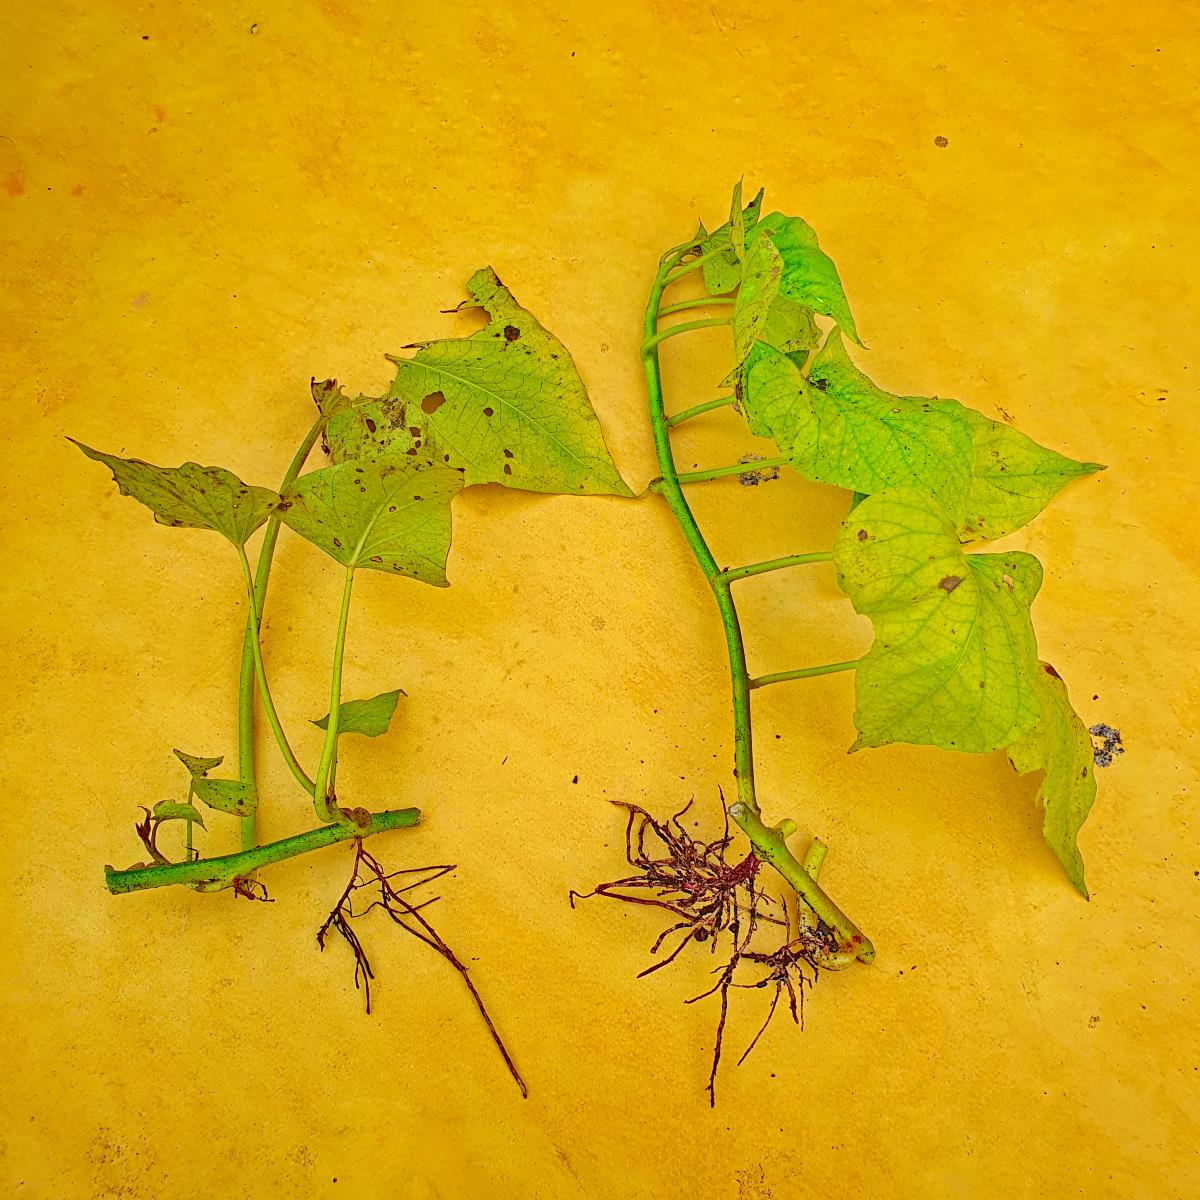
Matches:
[[105, 807, 421, 895], [729, 803, 874, 963], [803, 838, 828, 879], [640, 316, 730, 357], [312, 566, 356, 822], [237, 415, 325, 848], [750, 659, 859, 689], [663, 245, 727, 284], [667, 394, 737, 428], [720, 551, 832, 583], [236, 547, 316, 797], [658, 297, 735, 318], [641, 246, 873, 964], [675, 456, 789, 485]]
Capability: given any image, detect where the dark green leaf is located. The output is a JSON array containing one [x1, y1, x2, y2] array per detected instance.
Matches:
[[172, 749, 223, 777], [383, 267, 631, 497], [958, 410, 1104, 542], [71, 441, 280, 546], [312, 689, 404, 737], [755, 213, 861, 345], [152, 800, 206, 829], [833, 489, 1043, 754], [279, 458, 461, 584], [192, 777, 257, 818], [1008, 662, 1097, 897]]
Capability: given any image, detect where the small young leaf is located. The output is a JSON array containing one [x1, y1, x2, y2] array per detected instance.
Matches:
[[278, 458, 461, 584], [312, 688, 404, 737], [755, 213, 861, 345], [744, 336, 976, 520], [172, 749, 224, 777], [730, 231, 785, 369], [152, 800, 207, 829], [833, 489, 1043, 754], [699, 186, 766, 295], [192, 777, 257, 818], [71, 441, 281, 546], [385, 267, 631, 497], [958, 410, 1104, 542], [1008, 662, 1097, 897]]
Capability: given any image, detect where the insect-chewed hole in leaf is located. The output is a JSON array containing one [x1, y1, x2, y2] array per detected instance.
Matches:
[[503, 464, 512, 475], [421, 391, 446, 415]]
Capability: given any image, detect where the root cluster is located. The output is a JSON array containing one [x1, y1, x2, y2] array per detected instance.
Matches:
[[571, 799, 836, 1105]]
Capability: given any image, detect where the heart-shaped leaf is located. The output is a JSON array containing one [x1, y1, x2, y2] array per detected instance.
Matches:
[[383, 267, 631, 497], [312, 688, 404, 737], [152, 800, 207, 829], [278, 458, 461, 584], [1008, 662, 1097, 897], [833, 489, 1043, 754], [744, 336, 976, 521], [192, 777, 257, 818], [72, 442, 280, 547], [959, 410, 1104, 542]]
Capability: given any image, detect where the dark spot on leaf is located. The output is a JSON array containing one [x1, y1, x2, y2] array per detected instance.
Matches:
[[857, 529, 868, 541], [503, 325, 520, 342], [1043, 663, 1062, 679], [503, 464, 512, 475], [333, 537, 342, 548], [408, 426, 420, 437], [813, 378, 829, 391], [406, 448, 418, 455], [370, 555, 382, 563], [422, 391, 446, 414], [365, 418, 377, 433], [483, 407, 494, 417], [388, 505, 397, 512], [938, 575, 962, 592], [503, 448, 514, 459], [413, 495, 422, 501]]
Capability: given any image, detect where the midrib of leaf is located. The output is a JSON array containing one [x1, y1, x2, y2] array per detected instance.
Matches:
[[412, 359, 601, 477]]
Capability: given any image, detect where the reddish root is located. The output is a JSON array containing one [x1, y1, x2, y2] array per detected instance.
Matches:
[[574, 798, 837, 1105], [318, 839, 528, 1098]]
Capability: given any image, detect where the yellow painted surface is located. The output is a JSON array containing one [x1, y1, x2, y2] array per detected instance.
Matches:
[[2, 2, 1197, 1196]]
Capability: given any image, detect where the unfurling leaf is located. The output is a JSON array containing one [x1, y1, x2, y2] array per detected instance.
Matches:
[[278, 458, 461, 584], [1008, 663, 1097, 897], [744, 336, 975, 520], [958, 410, 1104, 542], [833, 489, 1043, 754], [754, 213, 861, 346], [192, 776, 257, 818], [152, 800, 207, 829], [382, 267, 631, 497], [699, 184, 766, 295], [312, 689, 404, 737], [71, 441, 280, 546], [730, 231, 785, 370], [172, 749, 224, 777]]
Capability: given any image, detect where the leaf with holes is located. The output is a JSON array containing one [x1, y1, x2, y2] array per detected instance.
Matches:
[[833, 489, 1043, 754], [192, 777, 257, 819], [72, 441, 281, 546], [278, 458, 461, 584], [313, 689, 404, 737], [382, 267, 631, 497], [755, 212, 861, 345], [743, 335, 976, 520], [959, 410, 1104, 542], [1008, 662, 1097, 897]]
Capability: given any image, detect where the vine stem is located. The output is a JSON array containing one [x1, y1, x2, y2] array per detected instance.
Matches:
[[312, 566, 356, 822], [237, 415, 326, 848], [104, 808, 421, 895], [236, 547, 317, 797], [642, 248, 874, 964], [720, 551, 832, 583], [667, 394, 737, 428], [750, 659, 860, 689]]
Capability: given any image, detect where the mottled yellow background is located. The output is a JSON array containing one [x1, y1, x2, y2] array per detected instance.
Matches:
[[2, 2, 1197, 1197]]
